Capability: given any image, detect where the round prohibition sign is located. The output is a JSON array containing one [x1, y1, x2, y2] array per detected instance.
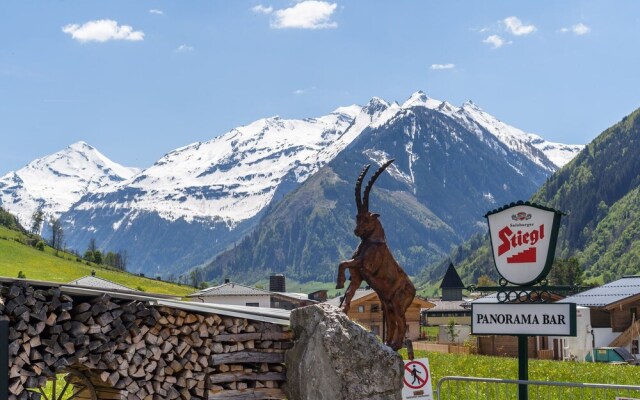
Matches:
[[403, 360, 428, 389]]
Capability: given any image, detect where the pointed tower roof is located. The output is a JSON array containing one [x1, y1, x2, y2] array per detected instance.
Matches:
[[439, 262, 465, 289]]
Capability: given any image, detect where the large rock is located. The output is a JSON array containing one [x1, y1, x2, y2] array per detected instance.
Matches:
[[285, 304, 404, 400]]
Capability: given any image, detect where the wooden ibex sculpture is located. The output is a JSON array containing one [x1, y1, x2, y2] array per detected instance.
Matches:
[[336, 159, 416, 350]]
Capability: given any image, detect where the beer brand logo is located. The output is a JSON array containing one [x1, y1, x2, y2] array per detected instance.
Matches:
[[512, 212, 532, 221], [497, 224, 545, 263]]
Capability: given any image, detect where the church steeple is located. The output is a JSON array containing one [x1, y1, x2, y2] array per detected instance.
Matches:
[[440, 262, 464, 301]]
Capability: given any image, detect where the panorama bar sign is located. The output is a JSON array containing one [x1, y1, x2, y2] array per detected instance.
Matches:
[[472, 303, 576, 336], [472, 202, 577, 337], [486, 202, 563, 286]]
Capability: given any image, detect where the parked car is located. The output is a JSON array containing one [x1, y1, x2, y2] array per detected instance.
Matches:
[[585, 347, 640, 365]]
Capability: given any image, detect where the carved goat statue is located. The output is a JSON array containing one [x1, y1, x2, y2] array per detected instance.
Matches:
[[336, 159, 416, 350]]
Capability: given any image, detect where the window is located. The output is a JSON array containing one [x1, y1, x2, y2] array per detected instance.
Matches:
[[357, 305, 365, 313], [246, 302, 259, 307], [633, 340, 639, 355], [631, 307, 637, 319], [371, 303, 380, 313]]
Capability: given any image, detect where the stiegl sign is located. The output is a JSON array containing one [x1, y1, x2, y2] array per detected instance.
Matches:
[[472, 303, 576, 336], [486, 202, 563, 285]]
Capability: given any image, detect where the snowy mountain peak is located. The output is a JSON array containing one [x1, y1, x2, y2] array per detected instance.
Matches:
[[402, 91, 443, 110], [0, 143, 138, 229], [462, 100, 478, 109], [455, 100, 583, 169], [364, 97, 391, 114], [333, 104, 362, 118]]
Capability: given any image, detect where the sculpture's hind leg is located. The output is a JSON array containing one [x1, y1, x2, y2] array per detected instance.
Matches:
[[389, 280, 416, 349]]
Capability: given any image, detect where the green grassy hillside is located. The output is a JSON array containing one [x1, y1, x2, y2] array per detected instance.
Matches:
[[0, 225, 193, 296]]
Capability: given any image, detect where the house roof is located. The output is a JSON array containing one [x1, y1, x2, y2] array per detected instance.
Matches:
[[188, 282, 315, 304], [559, 276, 640, 308], [271, 292, 313, 302], [325, 289, 376, 307], [188, 282, 272, 297], [426, 299, 471, 312], [68, 275, 134, 291], [440, 263, 465, 289]]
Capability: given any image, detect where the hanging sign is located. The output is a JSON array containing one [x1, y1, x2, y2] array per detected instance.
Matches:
[[402, 358, 433, 400], [486, 202, 563, 286]]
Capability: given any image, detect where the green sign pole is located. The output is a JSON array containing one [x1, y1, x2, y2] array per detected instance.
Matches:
[[518, 335, 528, 400]]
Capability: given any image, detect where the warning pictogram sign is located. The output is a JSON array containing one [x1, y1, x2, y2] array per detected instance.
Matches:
[[404, 361, 428, 388], [402, 358, 433, 399]]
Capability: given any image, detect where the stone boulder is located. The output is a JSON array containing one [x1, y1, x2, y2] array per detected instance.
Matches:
[[285, 304, 404, 400]]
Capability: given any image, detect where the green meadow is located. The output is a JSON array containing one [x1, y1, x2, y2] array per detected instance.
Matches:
[[0, 226, 193, 296]]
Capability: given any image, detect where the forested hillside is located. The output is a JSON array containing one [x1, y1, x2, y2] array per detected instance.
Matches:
[[427, 107, 640, 285]]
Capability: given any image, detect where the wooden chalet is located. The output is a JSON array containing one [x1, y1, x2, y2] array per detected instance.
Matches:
[[326, 289, 434, 341]]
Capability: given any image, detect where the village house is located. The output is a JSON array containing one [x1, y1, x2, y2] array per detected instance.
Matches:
[[188, 275, 317, 310], [326, 288, 434, 341], [554, 275, 640, 360]]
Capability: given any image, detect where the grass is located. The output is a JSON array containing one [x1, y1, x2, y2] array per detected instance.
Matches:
[[400, 351, 640, 398], [0, 226, 193, 296]]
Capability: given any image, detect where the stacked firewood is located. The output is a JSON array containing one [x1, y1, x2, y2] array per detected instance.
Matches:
[[1, 281, 291, 400]]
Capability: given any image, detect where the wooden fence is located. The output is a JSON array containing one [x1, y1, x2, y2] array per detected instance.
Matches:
[[412, 341, 470, 354]]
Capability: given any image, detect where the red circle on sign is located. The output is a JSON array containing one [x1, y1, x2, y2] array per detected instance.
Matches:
[[403, 361, 428, 389]]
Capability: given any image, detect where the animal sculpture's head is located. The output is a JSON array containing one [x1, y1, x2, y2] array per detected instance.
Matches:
[[353, 159, 394, 239]]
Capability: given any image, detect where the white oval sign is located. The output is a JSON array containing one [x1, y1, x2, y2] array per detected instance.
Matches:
[[486, 203, 562, 285]]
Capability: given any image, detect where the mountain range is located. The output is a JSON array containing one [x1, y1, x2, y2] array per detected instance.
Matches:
[[0, 91, 583, 280]]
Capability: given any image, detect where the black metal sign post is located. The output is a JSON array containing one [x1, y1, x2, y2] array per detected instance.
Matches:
[[518, 335, 528, 400], [1, 319, 8, 400]]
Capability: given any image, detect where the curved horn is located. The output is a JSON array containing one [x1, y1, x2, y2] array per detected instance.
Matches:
[[363, 159, 394, 212], [355, 165, 371, 212]]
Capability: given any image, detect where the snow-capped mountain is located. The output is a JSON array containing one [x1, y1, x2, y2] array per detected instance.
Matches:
[[399, 91, 583, 170], [201, 95, 577, 283], [0, 91, 583, 277], [58, 100, 394, 275], [70, 99, 392, 227], [0, 141, 138, 229]]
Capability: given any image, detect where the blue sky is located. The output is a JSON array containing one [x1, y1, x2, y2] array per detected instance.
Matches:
[[1, 1, 639, 173]]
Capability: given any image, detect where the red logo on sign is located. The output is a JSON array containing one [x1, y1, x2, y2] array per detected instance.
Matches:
[[497, 224, 545, 262]]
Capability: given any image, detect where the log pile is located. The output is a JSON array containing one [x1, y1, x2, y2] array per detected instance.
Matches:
[[1, 281, 291, 400]]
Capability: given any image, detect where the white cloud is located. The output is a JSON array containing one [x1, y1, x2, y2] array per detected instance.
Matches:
[[561, 23, 591, 35], [430, 63, 455, 70], [270, 1, 338, 29], [252, 5, 273, 14], [292, 86, 317, 95], [176, 44, 194, 53], [483, 35, 510, 49], [149, 9, 164, 15], [503, 16, 537, 36], [62, 19, 144, 43]]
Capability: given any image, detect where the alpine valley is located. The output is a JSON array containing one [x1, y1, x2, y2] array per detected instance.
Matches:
[[0, 91, 583, 282]]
